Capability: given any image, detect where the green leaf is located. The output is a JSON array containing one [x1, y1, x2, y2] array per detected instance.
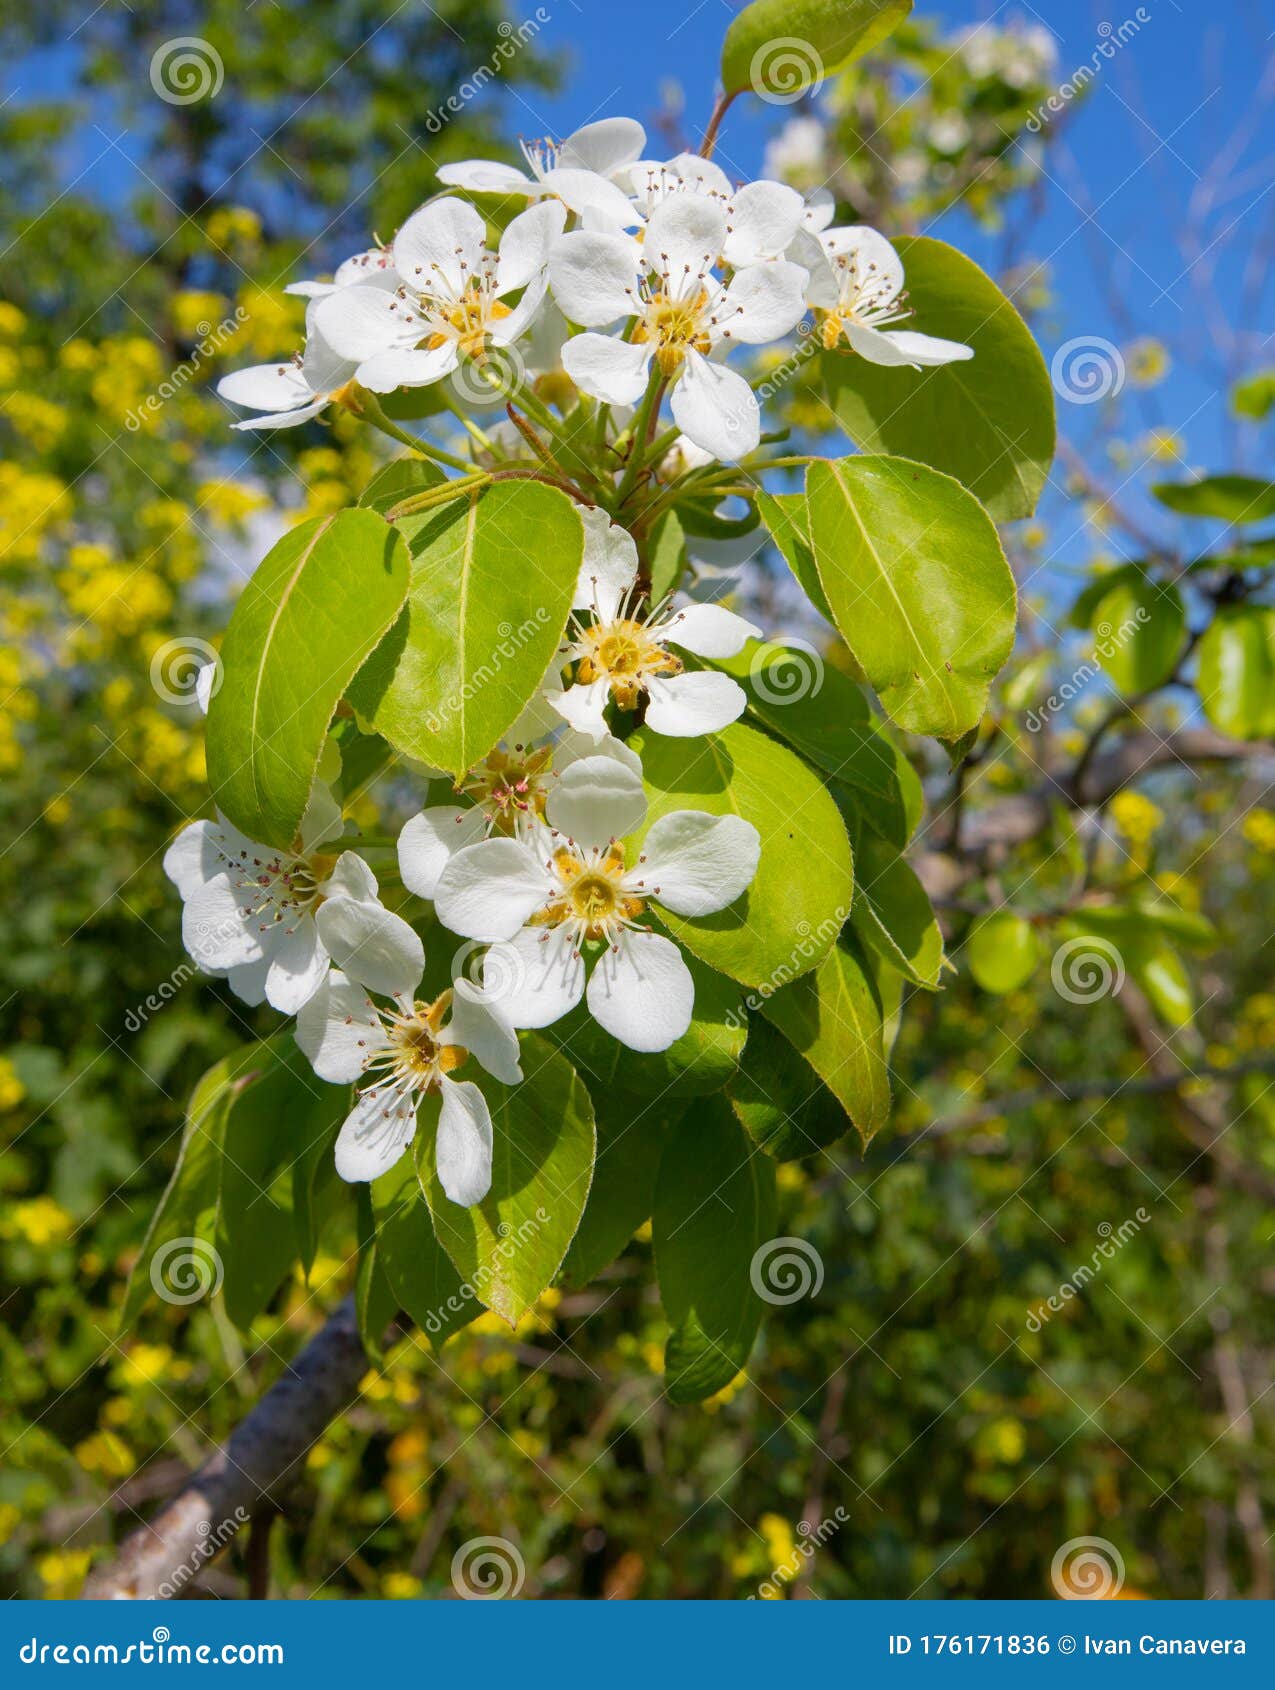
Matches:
[[756, 488, 832, 620], [1092, 577, 1185, 695], [721, 0, 912, 97], [1196, 605, 1275, 739], [1067, 561, 1148, 630], [824, 237, 1055, 520], [759, 933, 891, 1147], [1152, 475, 1275, 523], [548, 949, 747, 1098], [207, 509, 410, 848], [804, 456, 1017, 740], [357, 455, 445, 512], [422, 1035, 595, 1324], [349, 481, 583, 778], [1231, 370, 1275, 421], [1127, 939, 1194, 1030], [371, 1153, 477, 1347], [647, 509, 687, 603], [633, 721, 854, 990], [967, 911, 1041, 994], [355, 1184, 399, 1362], [710, 639, 921, 847], [845, 822, 944, 990], [730, 1014, 850, 1161], [653, 1098, 777, 1404], [560, 1093, 674, 1289]]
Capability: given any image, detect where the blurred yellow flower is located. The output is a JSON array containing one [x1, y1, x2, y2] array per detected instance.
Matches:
[[1109, 791, 1163, 844], [4, 1197, 73, 1247], [0, 1055, 26, 1112]]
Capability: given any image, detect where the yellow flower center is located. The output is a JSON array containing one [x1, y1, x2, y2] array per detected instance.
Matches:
[[427, 293, 512, 359], [634, 290, 713, 377], [387, 992, 468, 1084], [536, 845, 645, 942], [461, 745, 554, 833], [575, 617, 682, 712]]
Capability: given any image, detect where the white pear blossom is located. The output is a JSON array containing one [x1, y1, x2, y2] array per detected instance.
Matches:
[[216, 309, 357, 431], [545, 508, 759, 739], [296, 946, 523, 1204], [438, 117, 644, 229], [433, 777, 760, 1053], [163, 782, 420, 1015], [398, 728, 645, 901], [285, 246, 399, 298], [807, 226, 974, 368], [315, 197, 564, 393], [550, 196, 807, 459]]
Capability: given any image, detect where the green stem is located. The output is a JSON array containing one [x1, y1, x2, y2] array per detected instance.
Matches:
[[614, 374, 666, 507], [387, 472, 491, 520], [356, 392, 473, 473]]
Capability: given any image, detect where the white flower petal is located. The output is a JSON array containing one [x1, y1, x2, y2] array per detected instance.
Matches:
[[323, 850, 379, 904], [297, 969, 388, 1085], [315, 899, 424, 999], [398, 806, 489, 901], [497, 199, 567, 294], [299, 313, 356, 395], [546, 676, 612, 741], [546, 753, 647, 847], [633, 811, 760, 916], [558, 117, 646, 176], [446, 979, 524, 1084], [393, 197, 488, 295], [217, 362, 312, 413], [334, 1087, 416, 1184], [554, 727, 643, 778], [298, 781, 343, 850], [227, 957, 270, 1006], [434, 837, 554, 942], [264, 919, 330, 1014], [357, 343, 458, 393], [643, 669, 747, 737], [549, 231, 638, 325], [865, 326, 974, 366], [723, 181, 806, 266], [561, 332, 651, 405], [660, 602, 761, 659], [670, 353, 759, 461], [823, 225, 905, 301], [574, 506, 639, 615], [434, 1077, 494, 1206], [181, 874, 262, 971], [542, 167, 642, 229], [230, 399, 328, 431], [474, 924, 584, 1030], [586, 930, 694, 1052], [715, 261, 808, 346], [645, 195, 727, 293], [163, 819, 221, 899], [436, 159, 537, 196], [313, 283, 405, 362]]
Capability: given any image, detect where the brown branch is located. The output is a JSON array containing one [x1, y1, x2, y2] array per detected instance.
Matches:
[[82, 1295, 375, 1600]]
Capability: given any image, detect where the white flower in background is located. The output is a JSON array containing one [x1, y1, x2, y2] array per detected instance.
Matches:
[[296, 947, 523, 1204], [763, 117, 827, 191], [163, 782, 421, 1015], [433, 778, 760, 1052], [550, 196, 807, 459], [315, 198, 564, 393], [622, 157, 807, 268], [622, 151, 732, 215], [217, 309, 357, 431], [547, 509, 759, 738], [439, 117, 644, 229], [285, 247, 399, 298], [398, 726, 645, 900], [807, 226, 974, 368]]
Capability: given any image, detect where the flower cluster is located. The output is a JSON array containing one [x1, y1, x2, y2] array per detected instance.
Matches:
[[181, 116, 975, 1208]]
